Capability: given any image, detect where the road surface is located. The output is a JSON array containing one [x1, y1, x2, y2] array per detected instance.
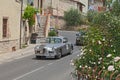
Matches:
[[0, 31, 81, 80]]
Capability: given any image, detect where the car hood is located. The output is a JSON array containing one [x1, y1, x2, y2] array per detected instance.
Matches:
[[44, 43, 64, 49]]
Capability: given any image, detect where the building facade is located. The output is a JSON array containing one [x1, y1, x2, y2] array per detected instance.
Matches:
[[0, 0, 21, 53], [0, 0, 30, 53]]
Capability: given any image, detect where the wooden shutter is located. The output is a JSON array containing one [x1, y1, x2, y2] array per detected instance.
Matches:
[[3, 18, 8, 38]]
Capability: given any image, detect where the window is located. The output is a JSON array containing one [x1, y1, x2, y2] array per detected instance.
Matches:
[[3, 18, 8, 38]]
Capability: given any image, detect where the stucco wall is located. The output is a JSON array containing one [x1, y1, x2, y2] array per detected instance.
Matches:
[[0, 0, 21, 53], [79, 0, 88, 13], [52, 0, 77, 16]]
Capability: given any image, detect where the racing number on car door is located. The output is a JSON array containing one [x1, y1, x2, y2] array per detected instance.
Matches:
[[66, 44, 69, 50]]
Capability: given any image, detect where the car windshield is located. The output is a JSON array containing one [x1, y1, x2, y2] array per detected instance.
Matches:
[[46, 37, 62, 44]]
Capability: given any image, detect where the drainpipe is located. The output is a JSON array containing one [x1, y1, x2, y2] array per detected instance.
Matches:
[[38, 0, 40, 9], [40, 0, 43, 14], [20, 0, 23, 49]]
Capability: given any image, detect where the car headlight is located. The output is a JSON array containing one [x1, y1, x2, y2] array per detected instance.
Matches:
[[34, 46, 40, 50], [46, 47, 54, 51]]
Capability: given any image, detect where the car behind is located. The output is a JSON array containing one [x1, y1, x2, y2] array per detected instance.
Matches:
[[76, 31, 86, 46]]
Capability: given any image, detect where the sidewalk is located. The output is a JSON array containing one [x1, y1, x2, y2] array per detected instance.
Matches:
[[0, 44, 37, 64]]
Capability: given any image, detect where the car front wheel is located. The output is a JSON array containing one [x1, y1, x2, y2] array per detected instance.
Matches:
[[36, 56, 39, 59], [55, 52, 62, 59]]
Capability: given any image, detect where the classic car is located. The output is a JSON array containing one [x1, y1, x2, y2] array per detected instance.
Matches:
[[76, 31, 86, 46], [34, 36, 73, 59]]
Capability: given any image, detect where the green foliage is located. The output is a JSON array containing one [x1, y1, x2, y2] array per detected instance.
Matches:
[[87, 10, 97, 23], [73, 9, 120, 80], [48, 31, 57, 36], [92, 12, 107, 26], [64, 8, 82, 26], [23, 5, 36, 27], [22, 44, 28, 48], [111, 0, 120, 16]]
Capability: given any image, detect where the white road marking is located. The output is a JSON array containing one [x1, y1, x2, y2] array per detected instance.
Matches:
[[13, 50, 80, 80], [47, 62, 53, 66], [13, 66, 45, 80]]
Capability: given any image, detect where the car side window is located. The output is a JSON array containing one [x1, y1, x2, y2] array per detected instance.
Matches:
[[55, 38, 62, 43]]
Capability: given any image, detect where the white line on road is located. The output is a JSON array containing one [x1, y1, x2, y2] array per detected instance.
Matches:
[[13, 66, 45, 80], [47, 62, 53, 66], [13, 50, 80, 80]]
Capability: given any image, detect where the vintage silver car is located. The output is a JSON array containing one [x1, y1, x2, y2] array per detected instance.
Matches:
[[34, 36, 73, 59]]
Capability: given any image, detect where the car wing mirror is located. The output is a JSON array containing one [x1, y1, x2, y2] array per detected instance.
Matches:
[[63, 40, 67, 43]]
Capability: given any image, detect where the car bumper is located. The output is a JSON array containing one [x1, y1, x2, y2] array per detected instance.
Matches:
[[35, 51, 56, 58]]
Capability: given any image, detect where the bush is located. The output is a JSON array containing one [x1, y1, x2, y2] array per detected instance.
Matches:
[[111, 0, 120, 16], [64, 8, 82, 26], [48, 31, 57, 36], [87, 10, 97, 23], [72, 11, 120, 80]]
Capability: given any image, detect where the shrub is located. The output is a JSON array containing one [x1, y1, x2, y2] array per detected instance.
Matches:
[[72, 11, 120, 80], [111, 0, 120, 16], [87, 10, 97, 23], [48, 31, 57, 36], [64, 8, 82, 26]]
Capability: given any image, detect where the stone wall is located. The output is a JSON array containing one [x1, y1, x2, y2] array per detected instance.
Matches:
[[50, 16, 66, 29], [0, 39, 19, 54]]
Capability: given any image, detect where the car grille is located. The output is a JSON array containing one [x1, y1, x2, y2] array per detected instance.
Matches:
[[37, 51, 40, 53], [49, 51, 54, 53], [36, 48, 46, 54], [43, 48, 46, 53]]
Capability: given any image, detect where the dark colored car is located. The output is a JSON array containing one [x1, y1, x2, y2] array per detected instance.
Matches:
[[76, 31, 86, 46], [30, 33, 38, 44]]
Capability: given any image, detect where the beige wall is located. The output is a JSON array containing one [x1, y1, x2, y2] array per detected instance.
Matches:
[[50, 0, 77, 29], [0, 0, 21, 53], [53, 0, 77, 16], [77, 0, 88, 14]]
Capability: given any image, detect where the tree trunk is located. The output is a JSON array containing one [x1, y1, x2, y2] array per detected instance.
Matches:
[[102, 0, 106, 7]]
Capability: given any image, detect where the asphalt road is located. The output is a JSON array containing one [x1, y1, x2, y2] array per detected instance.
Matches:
[[0, 31, 81, 80]]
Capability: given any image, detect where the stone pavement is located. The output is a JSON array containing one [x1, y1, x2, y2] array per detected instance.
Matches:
[[0, 44, 37, 64]]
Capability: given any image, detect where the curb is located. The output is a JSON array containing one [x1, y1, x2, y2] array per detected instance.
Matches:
[[0, 44, 37, 64]]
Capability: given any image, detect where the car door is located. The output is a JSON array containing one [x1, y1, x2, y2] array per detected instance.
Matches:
[[62, 37, 69, 54]]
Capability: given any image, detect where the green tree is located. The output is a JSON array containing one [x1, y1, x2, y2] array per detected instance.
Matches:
[[23, 5, 37, 33], [64, 8, 81, 26]]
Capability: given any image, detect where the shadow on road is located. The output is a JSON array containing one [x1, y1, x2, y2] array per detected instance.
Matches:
[[32, 53, 71, 61]]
